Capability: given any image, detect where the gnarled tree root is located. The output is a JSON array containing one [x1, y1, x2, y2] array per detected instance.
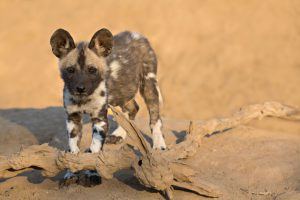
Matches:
[[0, 101, 299, 199]]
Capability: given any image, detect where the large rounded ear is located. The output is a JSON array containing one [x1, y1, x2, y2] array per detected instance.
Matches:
[[50, 29, 76, 58], [88, 28, 113, 57]]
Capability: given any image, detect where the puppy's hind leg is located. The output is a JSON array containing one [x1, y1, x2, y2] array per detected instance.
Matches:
[[140, 75, 166, 150], [106, 99, 139, 144]]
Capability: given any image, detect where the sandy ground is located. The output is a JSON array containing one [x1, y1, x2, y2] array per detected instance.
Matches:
[[0, 0, 300, 199], [0, 109, 299, 200]]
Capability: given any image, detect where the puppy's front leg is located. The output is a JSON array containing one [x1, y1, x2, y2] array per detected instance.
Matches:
[[61, 112, 82, 187], [89, 107, 108, 153], [66, 112, 82, 153]]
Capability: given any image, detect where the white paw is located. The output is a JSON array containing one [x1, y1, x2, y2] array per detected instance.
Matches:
[[69, 136, 80, 154], [152, 119, 166, 150], [64, 170, 75, 179], [89, 134, 103, 153], [70, 146, 80, 154], [111, 126, 127, 140], [153, 133, 166, 150]]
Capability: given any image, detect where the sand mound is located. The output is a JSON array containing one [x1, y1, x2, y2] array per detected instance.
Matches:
[[0, 116, 38, 155]]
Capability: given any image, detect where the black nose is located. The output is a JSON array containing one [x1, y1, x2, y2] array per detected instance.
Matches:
[[76, 86, 86, 93]]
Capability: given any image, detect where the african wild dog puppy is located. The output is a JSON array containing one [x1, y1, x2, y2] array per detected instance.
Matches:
[[50, 28, 166, 156]]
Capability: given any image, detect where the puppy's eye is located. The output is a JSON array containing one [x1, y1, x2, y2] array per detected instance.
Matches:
[[66, 66, 75, 74], [88, 66, 97, 74]]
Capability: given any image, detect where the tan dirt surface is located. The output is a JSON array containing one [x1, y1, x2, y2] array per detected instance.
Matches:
[[0, 110, 299, 199]]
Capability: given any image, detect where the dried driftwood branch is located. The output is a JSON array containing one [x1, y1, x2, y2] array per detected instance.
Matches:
[[0, 101, 298, 199], [0, 144, 135, 179], [197, 101, 300, 137]]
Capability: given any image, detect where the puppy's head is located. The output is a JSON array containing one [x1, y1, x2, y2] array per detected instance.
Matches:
[[50, 28, 113, 97]]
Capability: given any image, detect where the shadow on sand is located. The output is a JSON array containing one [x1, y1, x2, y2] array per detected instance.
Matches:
[[0, 107, 155, 188], [0, 107, 188, 191]]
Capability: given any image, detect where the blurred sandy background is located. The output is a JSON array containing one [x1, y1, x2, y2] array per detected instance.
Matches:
[[0, 0, 300, 120]]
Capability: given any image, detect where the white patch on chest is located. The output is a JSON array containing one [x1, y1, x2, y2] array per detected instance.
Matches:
[[109, 60, 121, 79], [64, 81, 107, 116]]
